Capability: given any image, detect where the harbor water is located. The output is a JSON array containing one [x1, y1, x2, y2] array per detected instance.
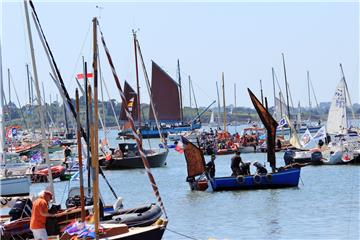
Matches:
[[29, 128, 360, 240]]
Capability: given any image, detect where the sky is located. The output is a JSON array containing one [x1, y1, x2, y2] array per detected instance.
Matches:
[[1, 0, 359, 108]]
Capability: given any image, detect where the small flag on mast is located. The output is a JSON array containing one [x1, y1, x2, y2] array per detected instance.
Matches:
[[76, 73, 94, 79]]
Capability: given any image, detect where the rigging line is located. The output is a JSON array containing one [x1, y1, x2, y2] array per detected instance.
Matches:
[[9, 72, 29, 131], [166, 228, 200, 240], [180, 69, 214, 101], [67, 22, 92, 90]]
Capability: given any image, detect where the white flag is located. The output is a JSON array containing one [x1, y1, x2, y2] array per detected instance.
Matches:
[[312, 126, 326, 142], [300, 129, 313, 147]]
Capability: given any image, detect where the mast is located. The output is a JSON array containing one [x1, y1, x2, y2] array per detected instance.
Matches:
[[26, 64, 31, 105], [222, 72, 226, 132], [340, 63, 355, 120], [307, 71, 311, 121], [75, 89, 85, 222], [189, 75, 192, 108], [91, 17, 100, 237], [10, 73, 29, 131], [0, 39, 5, 162], [282, 53, 290, 120], [7, 69, 11, 122], [133, 30, 141, 128], [234, 83, 237, 132], [189, 76, 200, 121], [260, 79, 264, 105], [24, 0, 54, 198], [272, 67, 276, 108], [84, 61, 91, 194], [177, 59, 183, 123], [216, 81, 221, 129]]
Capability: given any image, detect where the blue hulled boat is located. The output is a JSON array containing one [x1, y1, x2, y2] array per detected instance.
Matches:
[[182, 88, 303, 192], [209, 168, 300, 191]]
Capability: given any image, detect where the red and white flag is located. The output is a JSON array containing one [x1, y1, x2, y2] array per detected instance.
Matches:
[[76, 73, 93, 79]]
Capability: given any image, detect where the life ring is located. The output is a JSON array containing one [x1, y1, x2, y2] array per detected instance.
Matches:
[[236, 175, 245, 184], [253, 174, 261, 184], [266, 173, 272, 182]]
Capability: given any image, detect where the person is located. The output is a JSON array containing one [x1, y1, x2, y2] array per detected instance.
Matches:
[[30, 190, 54, 240], [240, 161, 251, 175], [206, 154, 216, 178], [63, 146, 72, 168], [230, 151, 242, 176], [276, 139, 282, 150], [253, 161, 268, 175]]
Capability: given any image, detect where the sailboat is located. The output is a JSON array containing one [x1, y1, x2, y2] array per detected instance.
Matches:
[[0, 33, 30, 197], [119, 61, 202, 139], [182, 88, 302, 191]]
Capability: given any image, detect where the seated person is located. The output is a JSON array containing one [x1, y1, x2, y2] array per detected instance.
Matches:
[[240, 162, 251, 175], [253, 161, 268, 175], [230, 151, 242, 176]]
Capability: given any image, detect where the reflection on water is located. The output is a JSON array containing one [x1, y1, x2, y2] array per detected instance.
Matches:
[[26, 129, 360, 240]]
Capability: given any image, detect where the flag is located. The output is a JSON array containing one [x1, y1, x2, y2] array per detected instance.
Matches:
[[300, 129, 313, 147], [127, 97, 135, 112], [278, 118, 287, 127], [312, 126, 326, 142], [175, 141, 184, 154], [11, 128, 17, 137], [30, 151, 42, 164], [76, 73, 93, 79]]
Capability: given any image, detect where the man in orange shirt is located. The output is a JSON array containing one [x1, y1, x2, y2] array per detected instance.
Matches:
[[30, 190, 54, 240]]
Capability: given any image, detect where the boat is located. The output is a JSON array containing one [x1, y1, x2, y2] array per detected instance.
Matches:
[[118, 61, 202, 139], [183, 88, 302, 191], [101, 143, 168, 169], [0, 38, 31, 197]]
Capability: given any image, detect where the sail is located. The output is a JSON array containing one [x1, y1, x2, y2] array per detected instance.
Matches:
[[326, 78, 347, 134], [209, 111, 215, 124], [248, 89, 278, 168], [285, 115, 302, 149], [182, 136, 206, 178], [273, 96, 287, 121], [119, 81, 137, 122], [149, 61, 181, 122]]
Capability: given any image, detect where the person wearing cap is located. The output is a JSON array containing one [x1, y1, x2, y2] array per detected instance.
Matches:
[[30, 190, 54, 240], [230, 151, 243, 176]]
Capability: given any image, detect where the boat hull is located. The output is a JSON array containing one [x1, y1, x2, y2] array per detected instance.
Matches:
[[102, 150, 168, 169], [210, 168, 301, 191], [0, 177, 30, 197]]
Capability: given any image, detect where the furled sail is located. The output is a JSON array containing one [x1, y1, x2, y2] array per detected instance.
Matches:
[[248, 89, 278, 169], [326, 78, 348, 134], [182, 136, 206, 178], [273, 96, 287, 121], [209, 111, 215, 124], [119, 81, 138, 122], [149, 61, 181, 122]]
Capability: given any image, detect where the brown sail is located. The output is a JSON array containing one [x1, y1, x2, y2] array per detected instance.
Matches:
[[182, 136, 206, 178], [149, 61, 181, 122], [247, 88, 278, 169], [119, 81, 138, 122]]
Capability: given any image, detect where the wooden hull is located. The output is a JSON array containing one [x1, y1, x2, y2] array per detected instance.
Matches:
[[102, 150, 168, 169], [210, 168, 301, 191], [106, 225, 166, 240]]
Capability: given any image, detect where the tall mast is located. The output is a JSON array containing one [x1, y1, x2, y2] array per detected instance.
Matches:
[[91, 17, 100, 237], [189, 76, 200, 120], [0, 39, 5, 161], [84, 61, 91, 194], [24, 0, 54, 198], [7, 69, 11, 122], [260, 79, 264, 105], [26, 64, 31, 105], [340, 63, 355, 120], [282, 53, 291, 121], [7, 68, 10, 105], [189, 75, 192, 108], [177, 59, 183, 123], [234, 83, 237, 132], [63, 99, 69, 134], [216, 81, 221, 129], [133, 30, 141, 128], [272, 67, 276, 108], [222, 72, 226, 132], [307, 71, 311, 121]]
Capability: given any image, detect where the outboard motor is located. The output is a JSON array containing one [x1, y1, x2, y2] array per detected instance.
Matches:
[[283, 149, 295, 165], [311, 151, 323, 164], [9, 198, 32, 221]]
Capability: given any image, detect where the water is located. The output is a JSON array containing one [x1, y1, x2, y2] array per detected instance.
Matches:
[[29, 129, 359, 239]]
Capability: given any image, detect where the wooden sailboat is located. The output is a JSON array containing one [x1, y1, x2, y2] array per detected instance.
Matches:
[[183, 88, 302, 191]]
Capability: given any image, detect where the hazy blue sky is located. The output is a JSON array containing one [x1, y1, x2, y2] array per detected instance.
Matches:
[[1, 1, 359, 108]]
